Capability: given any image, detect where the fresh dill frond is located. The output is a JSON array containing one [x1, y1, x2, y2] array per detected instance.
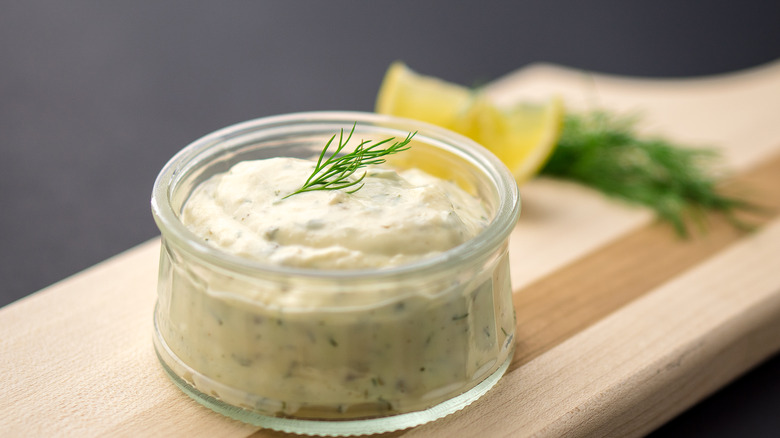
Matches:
[[283, 124, 415, 199], [541, 110, 752, 236]]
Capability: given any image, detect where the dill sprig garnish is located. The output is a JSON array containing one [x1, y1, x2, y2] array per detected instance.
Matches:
[[541, 110, 752, 236], [283, 124, 415, 199]]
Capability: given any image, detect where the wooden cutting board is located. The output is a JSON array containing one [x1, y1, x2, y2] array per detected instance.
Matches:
[[2, 61, 780, 437]]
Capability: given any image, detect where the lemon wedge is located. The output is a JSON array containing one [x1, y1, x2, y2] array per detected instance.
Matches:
[[376, 61, 563, 184], [376, 61, 475, 128]]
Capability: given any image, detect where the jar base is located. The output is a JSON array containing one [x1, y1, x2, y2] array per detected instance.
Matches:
[[153, 308, 512, 436]]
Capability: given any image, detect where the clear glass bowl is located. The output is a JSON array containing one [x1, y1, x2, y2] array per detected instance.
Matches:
[[150, 112, 520, 435]]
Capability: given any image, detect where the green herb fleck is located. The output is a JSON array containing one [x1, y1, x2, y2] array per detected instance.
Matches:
[[231, 353, 252, 367], [452, 313, 469, 321], [283, 123, 415, 199], [377, 396, 393, 411]]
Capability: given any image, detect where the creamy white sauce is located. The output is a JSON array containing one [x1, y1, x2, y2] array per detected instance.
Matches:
[[158, 157, 514, 419], [182, 157, 489, 269]]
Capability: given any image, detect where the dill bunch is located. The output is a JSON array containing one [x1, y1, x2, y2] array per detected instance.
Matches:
[[541, 111, 750, 236]]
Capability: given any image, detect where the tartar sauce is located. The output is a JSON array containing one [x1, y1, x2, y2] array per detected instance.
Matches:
[[159, 156, 515, 419], [181, 157, 489, 269]]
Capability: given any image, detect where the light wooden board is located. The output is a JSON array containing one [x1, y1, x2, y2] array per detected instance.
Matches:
[[2, 61, 780, 437]]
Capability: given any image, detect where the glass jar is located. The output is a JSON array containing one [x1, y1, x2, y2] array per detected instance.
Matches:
[[151, 112, 520, 435]]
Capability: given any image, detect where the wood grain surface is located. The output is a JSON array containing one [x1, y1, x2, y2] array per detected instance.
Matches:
[[2, 61, 779, 437]]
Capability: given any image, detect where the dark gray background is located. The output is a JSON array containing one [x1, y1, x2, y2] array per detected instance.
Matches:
[[2, 1, 779, 436]]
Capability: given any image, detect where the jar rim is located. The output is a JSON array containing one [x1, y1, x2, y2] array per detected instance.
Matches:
[[150, 111, 520, 281]]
